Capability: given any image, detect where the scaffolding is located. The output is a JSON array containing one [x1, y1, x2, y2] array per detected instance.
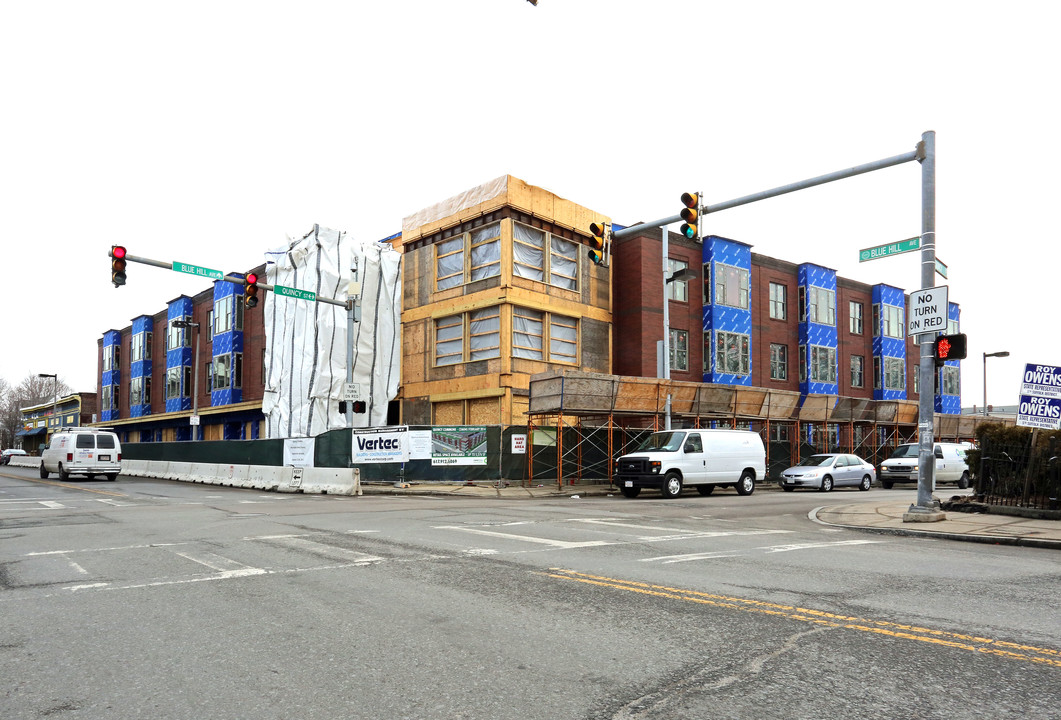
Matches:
[[525, 370, 1003, 489]]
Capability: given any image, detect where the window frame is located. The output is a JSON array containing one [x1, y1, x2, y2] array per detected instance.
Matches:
[[435, 221, 502, 291], [715, 330, 750, 376], [809, 345, 837, 383], [769, 343, 788, 381], [669, 328, 689, 372], [769, 282, 787, 320], [713, 262, 750, 309], [851, 354, 865, 388], [668, 259, 689, 302], [849, 301, 863, 335]]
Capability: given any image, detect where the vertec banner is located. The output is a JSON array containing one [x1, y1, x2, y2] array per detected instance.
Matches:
[[352, 426, 409, 464]]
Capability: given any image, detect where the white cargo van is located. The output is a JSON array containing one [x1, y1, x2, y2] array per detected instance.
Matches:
[[40, 428, 122, 481], [878, 442, 971, 489], [614, 429, 766, 499]]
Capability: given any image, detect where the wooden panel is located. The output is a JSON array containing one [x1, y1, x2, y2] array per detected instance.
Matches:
[[469, 397, 500, 425], [434, 401, 463, 425]]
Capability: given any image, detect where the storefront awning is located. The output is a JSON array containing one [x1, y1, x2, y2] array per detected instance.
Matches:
[[15, 427, 47, 438]]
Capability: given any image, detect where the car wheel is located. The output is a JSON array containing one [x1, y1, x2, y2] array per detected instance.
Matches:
[[881, 479, 894, 489], [957, 472, 970, 490], [58, 463, 69, 481], [735, 471, 755, 496], [107, 474, 117, 482], [86, 474, 95, 481], [696, 484, 715, 496], [620, 486, 640, 498], [859, 475, 872, 491], [39, 462, 49, 479], [782, 486, 795, 492], [820, 476, 833, 492], [660, 472, 682, 499]]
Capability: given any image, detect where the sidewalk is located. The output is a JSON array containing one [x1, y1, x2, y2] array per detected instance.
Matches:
[[813, 501, 1061, 550], [363, 480, 1061, 550]]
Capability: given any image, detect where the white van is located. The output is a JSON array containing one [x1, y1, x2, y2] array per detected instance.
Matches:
[[614, 429, 766, 499], [40, 428, 122, 481], [878, 442, 972, 489]]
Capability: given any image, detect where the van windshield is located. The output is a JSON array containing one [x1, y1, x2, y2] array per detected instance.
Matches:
[[889, 444, 919, 458], [635, 432, 686, 453]]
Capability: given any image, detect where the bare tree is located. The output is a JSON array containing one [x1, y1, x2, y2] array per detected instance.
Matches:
[[1, 374, 74, 448]]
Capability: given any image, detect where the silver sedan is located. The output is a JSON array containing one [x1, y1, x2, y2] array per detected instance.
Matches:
[[779, 453, 876, 492]]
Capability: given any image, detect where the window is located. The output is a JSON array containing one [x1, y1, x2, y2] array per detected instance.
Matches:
[[800, 286, 836, 325], [513, 308, 544, 360], [101, 385, 113, 412], [770, 343, 787, 381], [214, 296, 236, 335], [849, 301, 863, 334], [436, 222, 501, 290], [513, 223, 578, 290], [941, 366, 960, 395], [714, 263, 749, 309], [207, 310, 214, 338], [168, 318, 191, 349], [470, 307, 501, 361], [715, 331, 750, 375], [165, 367, 190, 400], [947, 318, 960, 335], [435, 314, 464, 366], [206, 361, 213, 392], [131, 331, 152, 362], [851, 355, 865, 388], [874, 356, 905, 390], [213, 354, 231, 390], [550, 315, 578, 364], [434, 308, 503, 366], [769, 283, 786, 320], [233, 353, 243, 389], [873, 304, 904, 339], [668, 259, 689, 302], [103, 346, 113, 372], [130, 377, 143, 406], [513, 307, 578, 363], [670, 329, 688, 372], [809, 345, 837, 383], [770, 424, 790, 442]]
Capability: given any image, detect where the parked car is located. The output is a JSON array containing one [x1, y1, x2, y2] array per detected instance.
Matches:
[[1, 448, 28, 465], [878, 442, 971, 489], [779, 453, 876, 492], [613, 428, 766, 499]]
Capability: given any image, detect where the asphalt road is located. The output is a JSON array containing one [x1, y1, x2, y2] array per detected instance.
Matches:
[[2, 467, 1058, 719]]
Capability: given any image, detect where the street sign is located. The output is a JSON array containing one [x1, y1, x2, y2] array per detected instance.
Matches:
[[342, 382, 362, 401], [935, 257, 948, 279], [274, 285, 317, 302], [172, 261, 224, 280], [1017, 363, 1061, 429], [858, 237, 920, 263], [907, 285, 948, 336]]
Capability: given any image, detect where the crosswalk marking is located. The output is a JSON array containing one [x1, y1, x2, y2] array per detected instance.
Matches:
[[434, 525, 612, 549]]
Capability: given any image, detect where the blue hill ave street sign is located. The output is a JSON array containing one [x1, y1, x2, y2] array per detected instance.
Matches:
[[859, 237, 920, 262], [1017, 363, 1061, 429]]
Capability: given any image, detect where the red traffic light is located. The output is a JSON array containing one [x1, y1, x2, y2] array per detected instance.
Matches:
[[244, 272, 259, 308], [110, 246, 128, 287], [352, 400, 367, 414]]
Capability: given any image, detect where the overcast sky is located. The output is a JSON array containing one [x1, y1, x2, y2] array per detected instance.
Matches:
[[3, 1, 1055, 409]]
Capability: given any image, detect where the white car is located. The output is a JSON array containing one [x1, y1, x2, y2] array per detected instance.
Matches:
[[779, 453, 876, 492], [1, 448, 28, 465]]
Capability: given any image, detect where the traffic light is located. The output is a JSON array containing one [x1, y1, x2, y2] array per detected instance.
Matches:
[[352, 400, 367, 414], [244, 273, 259, 308], [588, 222, 609, 266], [934, 333, 967, 366], [679, 192, 699, 240], [110, 245, 128, 287]]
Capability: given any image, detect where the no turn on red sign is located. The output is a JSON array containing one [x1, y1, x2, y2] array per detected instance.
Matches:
[[907, 285, 948, 337]]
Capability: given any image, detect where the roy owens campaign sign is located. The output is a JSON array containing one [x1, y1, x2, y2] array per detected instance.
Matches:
[[1017, 364, 1061, 430]]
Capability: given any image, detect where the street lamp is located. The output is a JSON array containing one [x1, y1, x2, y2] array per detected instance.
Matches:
[[37, 373, 57, 446], [171, 320, 201, 438], [983, 350, 1010, 416]]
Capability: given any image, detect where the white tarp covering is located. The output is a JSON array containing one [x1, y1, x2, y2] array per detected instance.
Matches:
[[262, 225, 401, 438]]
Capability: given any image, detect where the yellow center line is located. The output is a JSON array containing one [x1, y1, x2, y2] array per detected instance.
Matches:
[[544, 569, 1061, 668]]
